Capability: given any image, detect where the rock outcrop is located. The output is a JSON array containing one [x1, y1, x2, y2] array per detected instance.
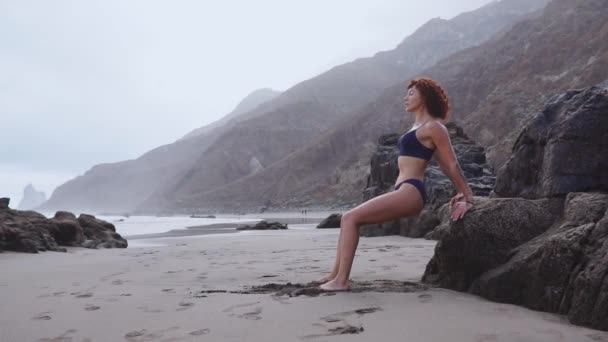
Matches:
[[422, 84, 608, 331], [236, 221, 287, 231], [17, 184, 47, 210], [0, 198, 127, 253], [359, 122, 495, 238], [494, 85, 608, 198], [317, 214, 342, 229]]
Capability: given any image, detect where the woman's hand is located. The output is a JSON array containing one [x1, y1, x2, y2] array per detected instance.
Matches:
[[450, 201, 473, 221], [449, 193, 465, 207]]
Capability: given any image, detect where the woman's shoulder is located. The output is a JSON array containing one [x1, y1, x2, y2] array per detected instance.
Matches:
[[423, 120, 448, 135], [421, 120, 451, 147]]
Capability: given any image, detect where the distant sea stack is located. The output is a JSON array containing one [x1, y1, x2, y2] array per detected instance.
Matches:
[[17, 184, 47, 210]]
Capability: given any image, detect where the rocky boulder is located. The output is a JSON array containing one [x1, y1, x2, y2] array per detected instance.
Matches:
[[317, 214, 342, 228], [236, 221, 288, 231], [422, 84, 608, 331], [0, 201, 127, 253], [0, 198, 9, 210], [494, 85, 608, 198]]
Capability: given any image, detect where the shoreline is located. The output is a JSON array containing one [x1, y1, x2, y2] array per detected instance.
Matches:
[[122, 214, 328, 240]]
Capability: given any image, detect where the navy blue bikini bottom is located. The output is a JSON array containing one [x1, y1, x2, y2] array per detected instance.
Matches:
[[394, 178, 427, 206]]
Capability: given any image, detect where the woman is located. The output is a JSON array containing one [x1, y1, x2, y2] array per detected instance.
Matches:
[[319, 78, 475, 291]]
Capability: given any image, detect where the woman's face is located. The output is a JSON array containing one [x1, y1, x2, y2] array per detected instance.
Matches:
[[404, 86, 424, 113]]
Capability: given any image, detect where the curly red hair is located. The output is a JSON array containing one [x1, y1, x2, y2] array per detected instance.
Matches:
[[408, 78, 450, 120]]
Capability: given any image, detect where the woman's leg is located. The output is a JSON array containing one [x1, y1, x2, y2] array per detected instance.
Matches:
[[320, 183, 423, 290], [316, 227, 343, 283]]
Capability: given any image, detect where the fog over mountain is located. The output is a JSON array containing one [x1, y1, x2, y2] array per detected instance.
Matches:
[[1, 0, 495, 205]]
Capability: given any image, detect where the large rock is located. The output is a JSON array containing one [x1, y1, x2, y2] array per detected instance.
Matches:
[[495, 85, 608, 198], [236, 221, 288, 231], [317, 214, 342, 229], [422, 197, 563, 290], [422, 84, 608, 331], [0, 198, 9, 209], [78, 214, 127, 249], [0, 206, 127, 253], [423, 193, 608, 331], [359, 122, 495, 238]]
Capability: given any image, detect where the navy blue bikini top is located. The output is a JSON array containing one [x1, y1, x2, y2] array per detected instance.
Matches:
[[397, 127, 435, 160]]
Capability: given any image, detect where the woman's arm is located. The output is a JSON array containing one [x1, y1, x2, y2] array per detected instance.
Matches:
[[428, 122, 475, 220]]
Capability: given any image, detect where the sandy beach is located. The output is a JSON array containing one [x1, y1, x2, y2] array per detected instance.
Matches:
[[1, 218, 607, 342]]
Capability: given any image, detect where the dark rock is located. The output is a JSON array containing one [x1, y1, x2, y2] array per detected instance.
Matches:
[[361, 122, 495, 238], [236, 221, 288, 231], [317, 214, 342, 228], [0, 208, 127, 253], [190, 214, 216, 218], [78, 214, 127, 248], [54, 211, 77, 220], [423, 192, 608, 331], [495, 85, 608, 198], [423, 83, 608, 332], [0, 198, 9, 210], [422, 197, 564, 290]]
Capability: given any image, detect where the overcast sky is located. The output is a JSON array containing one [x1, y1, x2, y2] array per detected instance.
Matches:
[[1, 0, 492, 205]]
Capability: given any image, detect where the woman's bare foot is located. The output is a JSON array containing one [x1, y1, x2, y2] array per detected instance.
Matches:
[[319, 278, 351, 291], [315, 274, 337, 284]]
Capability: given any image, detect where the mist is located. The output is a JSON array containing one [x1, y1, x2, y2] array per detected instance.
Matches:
[[1, 0, 493, 204]]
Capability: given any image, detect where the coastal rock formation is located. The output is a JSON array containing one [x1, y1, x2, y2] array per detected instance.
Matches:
[[0, 198, 127, 253], [17, 184, 47, 210], [494, 85, 608, 198], [359, 122, 495, 238], [317, 214, 342, 229], [236, 221, 287, 231], [422, 84, 608, 331]]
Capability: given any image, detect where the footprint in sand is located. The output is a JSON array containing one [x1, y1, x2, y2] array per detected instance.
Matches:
[[222, 301, 263, 320], [125, 330, 146, 338], [190, 329, 210, 336], [37, 329, 77, 341], [239, 307, 263, 320], [321, 307, 382, 323], [137, 305, 164, 313], [125, 327, 180, 340], [418, 293, 432, 303], [329, 325, 364, 334], [71, 292, 93, 298], [176, 302, 195, 312], [32, 312, 52, 321], [301, 324, 364, 339]]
